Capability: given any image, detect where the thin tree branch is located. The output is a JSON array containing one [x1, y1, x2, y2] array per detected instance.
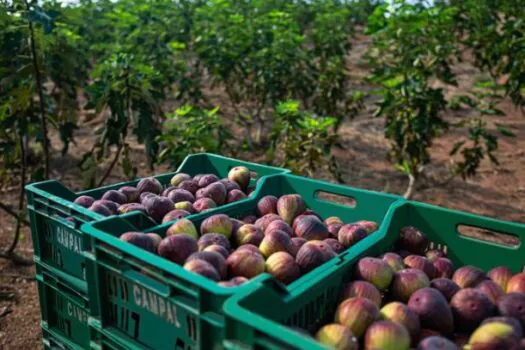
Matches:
[[403, 173, 416, 200], [0, 203, 30, 226], [97, 143, 123, 187], [0, 252, 34, 266]]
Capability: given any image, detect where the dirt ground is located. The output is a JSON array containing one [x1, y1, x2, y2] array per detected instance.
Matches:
[[1, 36, 524, 349]]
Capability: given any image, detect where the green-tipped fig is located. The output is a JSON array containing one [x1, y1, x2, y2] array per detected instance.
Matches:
[[482, 317, 524, 339], [158, 234, 198, 265], [193, 197, 217, 213], [197, 233, 231, 251], [290, 237, 307, 257], [166, 218, 198, 238], [254, 213, 283, 232], [170, 173, 191, 187], [259, 230, 292, 258], [197, 174, 220, 188], [398, 226, 429, 255], [228, 166, 250, 190], [178, 179, 199, 194], [425, 249, 446, 263], [356, 257, 394, 291], [234, 224, 264, 246], [118, 203, 147, 215], [407, 288, 454, 336], [450, 288, 495, 332], [74, 195, 95, 208], [162, 209, 190, 223], [120, 232, 160, 253], [338, 224, 367, 248], [364, 320, 410, 350], [89, 203, 112, 216], [137, 177, 163, 195], [295, 241, 333, 273], [403, 255, 436, 280], [328, 223, 343, 238], [186, 251, 227, 279], [354, 220, 379, 234], [324, 238, 345, 254], [507, 273, 525, 293], [265, 220, 293, 237], [294, 216, 329, 241], [380, 302, 420, 343], [452, 265, 486, 288], [93, 200, 119, 215], [257, 195, 278, 216], [277, 194, 306, 225], [498, 293, 525, 329], [316, 324, 358, 350], [468, 322, 520, 350], [342, 281, 382, 307], [476, 280, 504, 304], [227, 189, 247, 203], [335, 297, 380, 338], [167, 189, 195, 204], [200, 214, 232, 238], [226, 250, 265, 278], [203, 244, 229, 258], [174, 201, 195, 214], [143, 196, 174, 223], [235, 244, 260, 255], [102, 190, 128, 204], [487, 266, 513, 292], [220, 179, 241, 192], [417, 336, 458, 350], [390, 268, 430, 302], [430, 278, 460, 301], [265, 252, 301, 284], [433, 258, 453, 279], [324, 216, 343, 226], [381, 252, 405, 272], [183, 259, 220, 281]]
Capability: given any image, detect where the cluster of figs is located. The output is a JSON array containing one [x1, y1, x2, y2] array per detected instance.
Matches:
[[118, 191, 379, 287], [307, 227, 525, 350], [73, 166, 255, 223]]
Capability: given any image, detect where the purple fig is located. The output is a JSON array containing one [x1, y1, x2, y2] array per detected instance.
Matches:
[[354, 220, 379, 234], [137, 177, 163, 195], [277, 194, 306, 225], [199, 182, 227, 205], [174, 201, 196, 214], [117, 203, 146, 215], [294, 216, 329, 241], [364, 320, 410, 350], [342, 281, 382, 307], [162, 186, 176, 197], [390, 268, 430, 302], [183, 259, 220, 281], [324, 238, 345, 254], [476, 280, 504, 304], [430, 278, 460, 301], [257, 195, 278, 216], [139, 192, 157, 204], [162, 209, 190, 224], [220, 179, 241, 192], [404, 255, 436, 280], [450, 288, 495, 332], [143, 196, 174, 223], [193, 197, 217, 212], [335, 297, 380, 338], [290, 237, 307, 257], [235, 244, 260, 255], [498, 293, 525, 329], [88, 203, 112, 216], [356, 257, 394, 291], [408, 288, 454, 336], [380, 302, 420, 343], [338, 224, 367, 248], [324, 216, 343, 226], [231, 218, 245, 235], [218, 276, 249, 287], [468, 322, 520, 350], [452, 265, 486, 288], [74, 195, 95, 208], [170, 173, 191, 187], [381, 252, 405, 272], [316, 324, 358, 350], [487, 266, 513, 292], [118, 186, 140, 203], [507, 273, 525, 293], [166, 218, 198, 238], [102, 190, 128, 205], [158, 234, 198, 265], [200, 214, 232, 238], [226, 250, 265, 279], [417, 336, 458, 350], [292, 214, 320, 233], [310, 240, 337, 259], [197, 233, 230, 251], [119, 232, 160, 253], [433, 258, 454, 279], [186, 251, 227, 279], [295, 241, 333, 273], [228, 166, 250, 190], [227, 189, 247, 203], [425, 249, 446, 262], [167, 189, 195, 204], [327, 223, 343, 238], [197, 174, 220, 188], [259, 230, 292, 258], [254, 214, 282, 232], [265, 252, 301, 284], [93, 199, 119, 215], [178, 179, 199, 194], [265, 220, 293, 237], [203, 244, 230, 258], [398, 226, 429, 255], [242, 215, 257, 224], [234, 224, 264, 246]]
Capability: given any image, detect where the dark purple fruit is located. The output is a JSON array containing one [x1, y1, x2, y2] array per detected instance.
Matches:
[[404, 255, 436, 280], [139, 192, 157, 203], [89, 203, 112, 216], [476, 280, 504, 304], [342, 281, 382, 307], [265, 220, 293, 237], [430, 278, 460, 301], [226, 250, 265, 278], [118, 203, 147, 215], [162, 209, 190, 224], [200, 214, 232, 238], [137, 177, 163, 195], [193, 197, 217, 212], [143, 196, 174, 223], [234, 224, 264, 246], [327, 223, 343, 238], [450, 288, 495, 332], [74, 195, 95, 208], [220, 179, 241, 192], [338, 224, 368, 248], [259, 230, 292, 258], [242, 215, 257, 224], [218, 276, 249, 287], [295, 241, 332, 273], [398, 226, 429, 255], [324, 238, 345, 254], [254, 213, 283, 232], [498, 293, 525, 329], [186, 251, 227, 279], [452, 266, 486, 288], [294, 216, 329, 241], [407, 288, 454, 336], [197, 233, 231, 251], [93, 200, 119, 215], [257, 195, 278, 216], [289, 237, 307, 257], [265, 252, 301, 284], [199, 182, 227, 205], [167, 189, 195, 204], [433, 258, 454, 279], [197, 174, 220, 188], [227, 189, 247, 203], [335, 297, 380, 338], [235, 244, 260, 255], [203, 244, 230, 259], [119, 232, 161, 253], [417, 336, 458, 350], [158, 234, 198, 265], [178, 179, 199, 194], [118, 186, 140, 203], [102, 190, 127, 204], [390, 268, 430, 303], [231, 218, 244, 235], [356, 257, 394, 291], [276, 194, 306, 225], [183, 259, 220, 281]]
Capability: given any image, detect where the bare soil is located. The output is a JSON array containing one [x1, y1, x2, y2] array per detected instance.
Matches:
[[1, 35, 524, 349]]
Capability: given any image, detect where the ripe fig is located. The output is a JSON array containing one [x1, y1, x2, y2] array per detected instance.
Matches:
[[487, 266, 513, 292], [197, 233, 231, 251], [481, 317, 524, 339], [452, 265, 486, 288], [381, 252, 405, 272], [403, 255, 436, 280], [316, 324, 358, 350], [183, 259, 220, 281], [498, 293, 525, 329], [407, 288, 454, 336], [88, 203, 112, 216], [227, 189, 247, 203], [234, 224, 264, 246], [327, 223, 343, 238], [74, 195, 95, 208], [433, 258, 454, 279], [139, 192, 156, 204], [162, 209, 190, 224], [170, 173, 191, 187], [93, 200, 119, 215], [356, 257, 394, 291], [450, 288, 495, 332], [143, 196, 174, 223], [158, 234, 198, 265], [295, 241, 333, 273], [380, 302, 420, 343], [235, 244, 260, 255], [186, 251, 227, 279], [218, 276, 249, 287], [335, 297, 380, 338], [199, 182, 227, 205], [342, 281, 382, 307], [398, 226, 429, 255], [476, 280, 504, 304], [294, 216, 329, 241], [193, 197, 217, 213], [117, 203, 147, 215], [167, 189, 195, 204], [390, 268, 430, 303], [137, 177, 163, 195], [338, 224, 367, 248], [290, 237, 307, 257], [226, 250, 265, 279], [174, 201, 195, 214], [220, 179, 241, 192], [265, 252, 301, 284], [119, 232, 161, 253], [324, 216, 343, 226], [507, 273, 525, 293], [364, 320, 410, 350], [430, 278, 460, 301], [254, 213, 282, 232], [354, 220, 379, 234], [265, 220, 293, 237], [166, 218, 198, 239], [259, 230, 292, 258], [468, 322, 520, 350], [102, 190, 127, 205], [228, 166, 250, 190], [200, 214, 232, 238], [242, 215, 257, 224], [425, 249, 446, 263], [277, 194, 306, 224], [178, 179, 199, 194], [257, 195, 278, 216], [324, 238, 345, 254], [197, 174, 220, 188], [230, 218, 245, 235], [203, 244, 229, 259], [417, 336, 458, 350]]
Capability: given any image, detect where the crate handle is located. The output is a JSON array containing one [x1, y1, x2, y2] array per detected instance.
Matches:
[[314, 190, 357, 208], [457, 224, 520, 248]]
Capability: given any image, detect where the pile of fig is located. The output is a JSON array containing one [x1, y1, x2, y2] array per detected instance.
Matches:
[[118, 193, 379, 287], [73, 166, 254, 223], [304, 226, 525, 349]]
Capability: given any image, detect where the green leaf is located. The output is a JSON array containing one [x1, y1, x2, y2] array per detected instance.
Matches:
[[495, 124, 516, 137]]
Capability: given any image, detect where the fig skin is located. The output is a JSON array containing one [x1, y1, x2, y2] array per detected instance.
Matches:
[[398, 226, 429, 255]]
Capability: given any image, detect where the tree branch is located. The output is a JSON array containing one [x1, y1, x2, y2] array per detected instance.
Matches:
[[0, 252, 33, 266], [97, 143, 123, 187], [403, 173, 416, 200], [0, 203, 30, 226]]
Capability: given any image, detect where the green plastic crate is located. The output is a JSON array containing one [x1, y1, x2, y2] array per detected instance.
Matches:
[[80, 174, 402, 349], [223, 200, 525, 350], [26, 153, 288, 285], [42, 326, 81, 350]]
